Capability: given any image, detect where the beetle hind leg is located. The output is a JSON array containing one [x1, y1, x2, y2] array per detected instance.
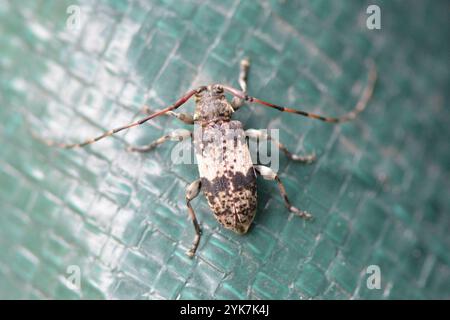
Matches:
[[254, 165, 312, 220], [185, 179, 202, 257]]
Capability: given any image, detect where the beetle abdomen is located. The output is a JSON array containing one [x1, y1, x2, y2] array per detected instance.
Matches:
[[194, 120, 257, 234]]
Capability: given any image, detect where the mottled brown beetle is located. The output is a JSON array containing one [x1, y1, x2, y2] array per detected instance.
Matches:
[[33, 58, 376, 257]]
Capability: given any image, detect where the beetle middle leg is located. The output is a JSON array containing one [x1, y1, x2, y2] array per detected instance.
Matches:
[[246, 129, 316, 163], [127, 128, 191, 152], [185, 179, 202, 257], [254, 165, 312, 219]]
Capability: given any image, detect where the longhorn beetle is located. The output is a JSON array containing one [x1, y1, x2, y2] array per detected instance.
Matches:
[[32, 58, 376, 257]]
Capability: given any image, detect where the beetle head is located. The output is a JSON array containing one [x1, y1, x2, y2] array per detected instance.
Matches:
[[193, 85, 234, 123]]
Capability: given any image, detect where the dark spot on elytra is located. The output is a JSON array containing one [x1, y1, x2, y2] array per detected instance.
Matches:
[[205, 192, 217, 206], [230, 167, 256, 191], [202, 167, 256, 199], [201, 176, 228, 195]]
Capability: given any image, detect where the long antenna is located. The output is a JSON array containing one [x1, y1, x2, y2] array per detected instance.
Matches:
[[223, 60, 377, 123], [27, 87, 204, 149]]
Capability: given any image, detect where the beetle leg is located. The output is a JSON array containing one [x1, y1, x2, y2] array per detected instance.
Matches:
[[245, 129, 316, 163], [231, 57, 250, 111], [127, 129, 191, 153], [140, 106, 194, 125], [167, 111, 195, 125], [185, 179, 202, 257], [254, 165, 312, 220]]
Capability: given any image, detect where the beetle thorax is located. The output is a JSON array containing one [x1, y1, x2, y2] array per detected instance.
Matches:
[[193, 85, 234, 124]]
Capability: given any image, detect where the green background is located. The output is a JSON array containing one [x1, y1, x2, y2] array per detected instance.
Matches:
[[0, 0, 449, 299]]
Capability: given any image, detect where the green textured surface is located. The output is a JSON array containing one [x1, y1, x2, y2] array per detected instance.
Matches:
[[0, 0, 449, 300]]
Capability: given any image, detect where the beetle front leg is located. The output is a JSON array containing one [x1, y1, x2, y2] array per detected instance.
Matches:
[[231, 57, 250, 111], [141, 105, 194, 125], [185, 179, 202, 257], [254, 165, 312, 219], [127, 129, 191, 153], [246, 129, 316, 163]]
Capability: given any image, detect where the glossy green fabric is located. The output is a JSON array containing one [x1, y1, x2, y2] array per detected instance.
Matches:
[[0, 0, 448, 299]]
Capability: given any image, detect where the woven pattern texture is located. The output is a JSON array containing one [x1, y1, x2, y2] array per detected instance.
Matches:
[[0, 0, 448, 299]]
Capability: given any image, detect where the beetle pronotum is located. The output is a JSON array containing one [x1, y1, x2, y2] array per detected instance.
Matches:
[[31, 58, 376, 257]]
